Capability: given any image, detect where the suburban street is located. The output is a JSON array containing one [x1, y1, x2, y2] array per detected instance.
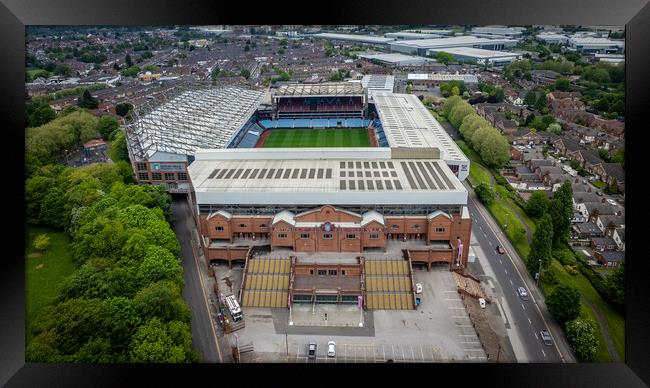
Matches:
[[465, 183, 575, 362], [171, 197, 224, 363]]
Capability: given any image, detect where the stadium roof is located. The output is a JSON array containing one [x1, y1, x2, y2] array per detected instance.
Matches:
[[312, 33, 395, 44], [372, 92, 468, 163], [391, 36, 518, 49], [126, 86, 264, 160], [274, 82, 364, 97], [189, 150, 467, 205], [361, 75, 395, 92], [407, 73, 479, 83]]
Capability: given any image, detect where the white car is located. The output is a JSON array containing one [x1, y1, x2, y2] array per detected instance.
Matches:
[[415, 283, 423, 294], [478, 298, 486, 309], [327, 341, 336, 357], [606, 198, 617, 206]]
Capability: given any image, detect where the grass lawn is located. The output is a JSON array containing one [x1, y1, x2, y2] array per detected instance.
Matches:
[[262, 128, 371, 148], [578, 303, 612, 362], [456, 141, 492, 186], [25, 226, 76, 334], [487, 201, 531, 258], [591, 180, 608, 189], [545, 259, 625, 361]]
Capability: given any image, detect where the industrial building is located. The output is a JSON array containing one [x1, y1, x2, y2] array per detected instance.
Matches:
[[384, 31, 443, 40], [407, 73, 479, 91], [425, 47, 523, 66], [311, 32, 395, 45], [568, 37, 625, 53], [535, 33, 570, 45], [470, 26, 525, 39], [358, 52, 436, 66], [389, 36, 518, 55]]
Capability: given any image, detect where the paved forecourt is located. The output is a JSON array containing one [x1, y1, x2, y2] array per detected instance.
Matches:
[[262, 128, 371, 148]]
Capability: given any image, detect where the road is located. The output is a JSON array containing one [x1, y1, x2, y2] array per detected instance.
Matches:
[[171, 197, 223, 362], [465, 183, 575, 363]]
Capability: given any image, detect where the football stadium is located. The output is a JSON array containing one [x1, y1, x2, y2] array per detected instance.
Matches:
[[125, 81, 471, 310]]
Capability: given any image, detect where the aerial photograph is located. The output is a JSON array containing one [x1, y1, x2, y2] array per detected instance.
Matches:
[[24, 25, 625, 364]]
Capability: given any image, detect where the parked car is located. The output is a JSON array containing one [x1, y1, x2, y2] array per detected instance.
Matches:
[[496, 245, 505, 254], [517, 287, 529, 301], [415, 283, 423, 294], [606, 198, 617, 206], [540, 330, 553, 346], [327, 341, 336, 357], [478, 298, 486, 309], [308, 342, 317, 359], [596, 191, 603, 196]]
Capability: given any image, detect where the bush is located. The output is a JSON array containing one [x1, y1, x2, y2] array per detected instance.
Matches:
[[564, 265, 578, 276], [475, 183, 495, 205], [541, 268, 558, 286], [555, 247, 577, 266], [546, 283, 581, 324], [565, 317, 598, 361], [34, 234, 51, 251]]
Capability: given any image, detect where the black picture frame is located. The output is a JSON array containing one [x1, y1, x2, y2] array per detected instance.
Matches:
[[2, 0, 648, 386]]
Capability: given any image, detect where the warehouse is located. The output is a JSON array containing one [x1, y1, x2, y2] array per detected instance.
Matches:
[[359, 52, 436, 66], [311, 32, 394, 45], [568, 37, 625, 53], [535, 33, 570, 45], [426, 47, 523, 66], [390, 36, 518, 55], [384, 31, 443, 40], [470, 26, 525, 39]]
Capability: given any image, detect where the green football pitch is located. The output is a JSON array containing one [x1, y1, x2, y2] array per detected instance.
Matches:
[[261, 128, 371, 148]]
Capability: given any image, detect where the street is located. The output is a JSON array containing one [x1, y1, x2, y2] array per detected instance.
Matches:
[[465, 183, 575, 362], [171, 197, 224, 362]]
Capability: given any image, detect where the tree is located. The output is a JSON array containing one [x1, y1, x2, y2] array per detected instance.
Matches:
[[97, 116, 120, 140], [475, 183, 494, 205], [470, 126, 493, 154], [240, 68, 251, 80], [547, 123, 562, 134], [100, 297, 142, 353], [604, 260, 625, 309], [479, 132, 510, 168], [125, 53, 133, 67], [526, 190, 549, 218], [435, 51, 454, 65], [565, 317, 598, 361], [34, 233, 51, 251], [136, 245, 183, 288], [78, 89, 99, 109], [526, 213, 554, 275], [115, 102, 133, 117], [442, 95, 463, 117], [40, 187, 67, 229], [534, 92, 548, 112], [109, 131, 130, 163], [121, 66, 141, 78], [26, 100, 56, 128], [451, 85, 460, 96], [449, 103, 475, 128], [133, 281, 190, 324], [554, 77, 571, 92], [550, 180, 573, 247], [129, 318, 188, 363], [523, 90, 538, 106], [546, 284, 581, 324]]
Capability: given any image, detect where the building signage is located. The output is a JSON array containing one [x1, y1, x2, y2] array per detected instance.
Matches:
[[321, 222, 335, 232], [461, 165, 468, 172]]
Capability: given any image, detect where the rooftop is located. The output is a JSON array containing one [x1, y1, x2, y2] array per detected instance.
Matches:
[[358, 52, 435, 64], [274, 82, 364, 97], [126, 86, 264, 160], [391, 36, 518, 49], [312, 33, 395, 44], [371, 92, 468, 163], [427, 46, 522, 59]]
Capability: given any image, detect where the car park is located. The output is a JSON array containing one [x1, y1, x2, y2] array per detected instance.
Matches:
[[540, 330, 553, 346], [308, 342, 317, 359], [496, 245, 505, 254], [517, 287, 528, 301], [327, 341, 336, 357]]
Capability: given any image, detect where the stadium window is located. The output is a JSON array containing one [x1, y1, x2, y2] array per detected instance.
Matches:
[[310, 269, 314, 275], [259, 224, 268, 228], [369, 233, 379, 239], [436, 227, 446, 233], [138, 173, 149, 181], [178, 172, 188, 181], [239, 224, 247, 228], [137, 163, 148, 171], [323, 233, 333, 239], [413, 225, 421, 230], [164, 173, 175, 181], [392, 225, 399, 229], [300, 233, 310, 239], [151, 173, 162, 181], [278, 233, 288, 239], [341, 270, 346, 276], [216, 226, 225, 231], [328, 270, 338, 276], [346, 234, 356, 239], [318, 270, 327, 276]]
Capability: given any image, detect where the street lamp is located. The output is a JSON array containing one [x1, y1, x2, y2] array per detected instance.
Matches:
[[537, 259, 542, 286]]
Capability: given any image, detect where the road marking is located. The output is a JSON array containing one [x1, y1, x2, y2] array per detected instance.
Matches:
[[488, 241, 493, 246], [504, 269, 508, 275], [459, 334, 477, 337], [499, 259, 503, 265], [189, 230, 223, 363], [464, 348, 485, 352], [483, 232, 488, 237], [448, 307, 465, 309], [509, 279, 513, 285], [542, 349, 547, 358], [445, 298, 461, 301], [534, 332, 539, 340], [521, 304, 526, 311], [462, 341, 481, 344], [528, 318, 532, 325]]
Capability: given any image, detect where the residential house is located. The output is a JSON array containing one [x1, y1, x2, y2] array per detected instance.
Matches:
[[571, 212, 587, 223], [590, 162, 625, 192], [547, 91, 584, 113], [527, 159, 555, 171], [572, 221, 603, 238], [552, 136, 583, 156], [511, 129, 545, 145], [583, 202, 616, 223], [572, 192, 601, 210], [589, 236, 618, 252], [612, 227, 625, 251], [594, 250, 625, 267], [496, 119, 519, 137], [566, 148, 603, 171], [596, 211, 624, 237], [530, 69, 560, 85]]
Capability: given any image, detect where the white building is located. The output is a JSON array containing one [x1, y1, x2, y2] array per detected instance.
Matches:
[[361, 75, 395, 95], [390, 36, 518, 56], [358, 52, 436, 66], [425, 47, 523, 66], [384, 31, 443, 40], [535, 33, 570, 45], [471, 26, 525, 39], [312, 33, 395, 45], [568, 37, 624, 53]]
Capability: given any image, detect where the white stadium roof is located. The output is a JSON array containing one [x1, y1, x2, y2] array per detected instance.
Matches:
[[372, 92, 468, 164], [274, 82, 364, 97], [127, 86, 264, 160]]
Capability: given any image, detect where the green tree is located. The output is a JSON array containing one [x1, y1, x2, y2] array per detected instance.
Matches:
[[133, 281, 191, 323], [125, 53, 133, 67], [475, 183, 494, 205], [435, 51, 454, 65], [449, 103, 475, 128], [526, 190, 550, 218], [136, 245, 183, 288], [459, 114, 489, 146], [451, 85, 460, 96], [100, 297, 142, 353], [546, 284, 581, 324], [554, 77, 571, 91], [604, 260, 625, 309], [121, 66, 141, 78], [240, 68, 251, 79], [26, 100, 57, 128], [97, 116, 120, 140], [78, 89, 99, 109], [34, 233, 51, 251], [39, 187, 67, 229], [565, 317, 599, 361], [479, 131, 510, 168], [109, 131, 130, 162], [115, 103, 133, 117], [470, 125, 493, 154], [442, 95, 463, 117], [547, 123, 562, 134], [527, 213, 554, 275], [550, 180, 573, 247], [129, 318, 188, 363]]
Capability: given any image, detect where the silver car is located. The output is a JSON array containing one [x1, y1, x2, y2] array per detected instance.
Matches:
[[517, 286, 528, 301], [540, 330, 553, 346]]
